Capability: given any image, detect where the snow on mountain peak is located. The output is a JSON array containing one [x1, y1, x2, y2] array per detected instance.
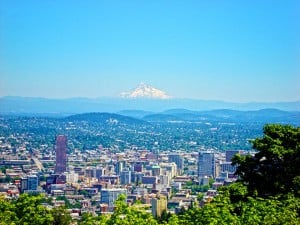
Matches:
[[120, 82, 172, 99]]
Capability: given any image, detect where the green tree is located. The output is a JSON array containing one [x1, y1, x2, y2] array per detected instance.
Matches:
[[238, 195, 300, 225], [167, 214, 180, 225], [156, 210, 171, 224], [197, 192, 204, 202], [107, 194, 158, 225], [51, 206, 72, 225], [14, 194, 54, 225], [79, 213, 108, 225], [232, 124, 300, 197], [177, 194, 239, 225], [0, 195, 18, 225]]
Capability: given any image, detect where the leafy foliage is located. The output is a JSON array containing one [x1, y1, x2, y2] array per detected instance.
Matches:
[[107, 194, 158, 225], [232, 124, 300, 197], [0, 194, 71, 225]]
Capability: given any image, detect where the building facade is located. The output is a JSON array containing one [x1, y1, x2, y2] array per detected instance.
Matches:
[[198, 151, 215, 179], [168, 153, 184, 173], [225, 150, 243, 162], [120, 170, 131, 185], [115, 161, 125, 175], [21, 175, 39, 193], [55, 135, 67, 174], [152, 195, 167, 217], [100, 188, 127, 211]]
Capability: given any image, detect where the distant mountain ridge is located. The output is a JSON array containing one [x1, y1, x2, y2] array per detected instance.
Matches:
[[151, 108, 300, 124], [60, 109, 300, 126], [1, 96, 300, 114], [63, 109, 300, 126], [65, 112, 149, 125], [117, 110, 154, 118]]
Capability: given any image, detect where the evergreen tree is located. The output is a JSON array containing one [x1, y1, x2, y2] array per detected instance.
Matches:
[[232, 124, 300, 197]]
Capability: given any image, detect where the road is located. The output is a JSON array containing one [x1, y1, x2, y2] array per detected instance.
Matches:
[[31, 156, 44, 171]]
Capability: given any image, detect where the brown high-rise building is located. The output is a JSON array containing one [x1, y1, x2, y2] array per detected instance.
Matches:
[[55, 135, 67, 174]]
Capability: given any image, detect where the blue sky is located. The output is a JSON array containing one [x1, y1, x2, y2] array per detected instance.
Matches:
[[0, 0, 299, 102]]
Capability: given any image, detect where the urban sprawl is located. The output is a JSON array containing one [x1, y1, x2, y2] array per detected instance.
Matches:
[[0, 133, 251, 219]]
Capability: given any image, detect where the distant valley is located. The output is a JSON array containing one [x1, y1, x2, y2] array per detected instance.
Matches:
[[0, 108, 299, 153], [1, 95, 299, 152]]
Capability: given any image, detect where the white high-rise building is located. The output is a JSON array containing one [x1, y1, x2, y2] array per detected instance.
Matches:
[[168, 153, 184, 175], [65, 171, 78, 184]]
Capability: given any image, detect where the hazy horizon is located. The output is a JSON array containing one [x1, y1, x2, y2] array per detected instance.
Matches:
[[1, 93, 300, 104], [1, 1, 299, 102]]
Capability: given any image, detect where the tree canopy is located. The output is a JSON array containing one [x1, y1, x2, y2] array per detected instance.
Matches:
[[232, 124, 300, 197], [0, 194, 71, 225]]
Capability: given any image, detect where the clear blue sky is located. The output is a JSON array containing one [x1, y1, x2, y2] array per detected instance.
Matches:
[[0, 0, 299, 102]]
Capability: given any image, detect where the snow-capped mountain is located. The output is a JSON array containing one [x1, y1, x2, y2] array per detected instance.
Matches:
[[120, 82, 172, 99]]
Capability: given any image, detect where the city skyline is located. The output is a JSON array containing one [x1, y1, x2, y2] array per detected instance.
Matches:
[[1, 1, 299, 102]]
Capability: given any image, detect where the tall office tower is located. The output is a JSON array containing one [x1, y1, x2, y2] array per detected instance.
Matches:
[[225, 150, 243, 162], [134, 162, 143, 172], [162, 163, 177, 177], [115, 161, 125, 175], [55, 135, 67, 174], [21, 175, 39, 193], [159, 175, 170, 186], [65, 171, 79, 184], [100, 188, 127, 211], [95, 167, 105, 179], [151, 195, 167, 217], [27, 175, 39, 191], [131, 172, 144, 184], [120, 170, 131, 185], [85, 167, 95, 178], [20, 177, 28, 193], [168, 153, 184, 173], [198, 151, 215, 179], [151, 164, 161, 176]]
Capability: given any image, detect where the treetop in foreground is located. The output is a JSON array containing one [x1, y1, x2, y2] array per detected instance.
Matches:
[[233, 124, 300, 197]]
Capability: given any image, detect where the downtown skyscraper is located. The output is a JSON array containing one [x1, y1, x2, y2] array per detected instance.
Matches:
[[55, 135, 67, 174], [198, 151, 215, 178]]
